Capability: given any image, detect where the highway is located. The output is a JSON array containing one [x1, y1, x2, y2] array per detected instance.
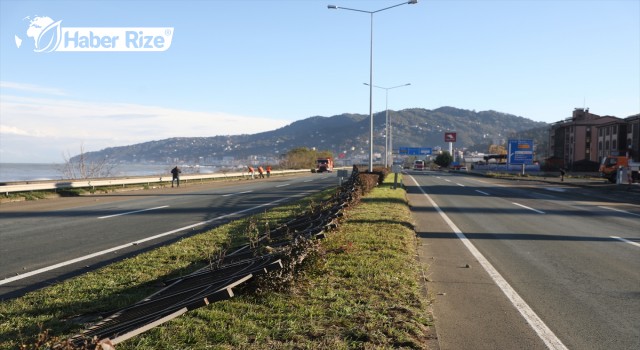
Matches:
[[0, 173, 340, 299], [408, 170, 640, 350]]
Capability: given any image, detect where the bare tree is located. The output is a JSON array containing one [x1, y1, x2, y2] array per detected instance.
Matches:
[[59, 144, 116, 180]]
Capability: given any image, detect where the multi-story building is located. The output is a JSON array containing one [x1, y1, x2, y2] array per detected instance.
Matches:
[[549, 108, 622, 170], [549, 109, 640, 170], [624, 114, 640, 161]]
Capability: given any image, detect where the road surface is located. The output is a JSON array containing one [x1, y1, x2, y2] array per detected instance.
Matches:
[[0, 173, 340, 299], [408, 170, 639, 350]]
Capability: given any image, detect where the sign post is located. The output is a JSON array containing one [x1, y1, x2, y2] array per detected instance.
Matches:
[[444, 132, 456, 160], [392, 164, 402, 189]]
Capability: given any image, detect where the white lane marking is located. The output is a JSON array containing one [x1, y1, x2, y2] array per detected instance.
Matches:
[[475, 190, 490, 196], [409, 175, 568, 350], [456, 183, 465, 187], [0, 196, 290, 286], [98, 206, 169, 219], [222, 190, 253, 197], [303, 180, 313, 183], [444, 179, 452, 182], [610, 236, 640, 248], [598, 206, 640, 217], [544, 187, 567, 193], [512, 202, 545, 214], [276, 184, 290, 187]]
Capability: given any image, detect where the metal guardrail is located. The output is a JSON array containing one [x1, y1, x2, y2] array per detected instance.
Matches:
[[0, 169, 311, 194], [62, 169, 360, 348]]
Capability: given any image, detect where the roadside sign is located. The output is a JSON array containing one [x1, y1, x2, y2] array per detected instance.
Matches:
[[444, 132, 457, 143], [399, 147, 432, 155], [508, 139, 534, 165]]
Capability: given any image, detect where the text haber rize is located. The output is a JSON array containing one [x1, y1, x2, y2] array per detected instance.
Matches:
[[64, 31, 165, 49]]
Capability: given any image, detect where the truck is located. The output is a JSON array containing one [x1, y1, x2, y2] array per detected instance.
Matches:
[[413, 160, 425, 171], [598, 155, 640, 183], [316, 158, 334, 173]]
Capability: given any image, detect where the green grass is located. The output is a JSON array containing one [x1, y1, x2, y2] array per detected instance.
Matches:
[[0, 175, 434, 349]]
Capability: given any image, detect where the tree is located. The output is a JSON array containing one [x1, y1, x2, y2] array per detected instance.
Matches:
[[281, 147, 333, 169], [434, 151, 453, 168], [59, 144, 116, 179], [488, 144, 507, 155]]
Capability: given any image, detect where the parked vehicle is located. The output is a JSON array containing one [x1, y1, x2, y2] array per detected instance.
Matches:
[[599, 156, 640, 183], [316, 158, 334, 173], [413, 160, 425, 171]]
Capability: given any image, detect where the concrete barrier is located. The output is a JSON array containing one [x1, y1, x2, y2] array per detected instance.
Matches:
[[0, 169, 311, 194]]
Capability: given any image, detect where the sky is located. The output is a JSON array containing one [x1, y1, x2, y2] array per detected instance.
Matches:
[[1, 0, 638, 163]]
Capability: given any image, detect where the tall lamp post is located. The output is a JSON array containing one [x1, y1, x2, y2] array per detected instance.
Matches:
[[328, 0, 418, 172], [364, 82, 411, 167]]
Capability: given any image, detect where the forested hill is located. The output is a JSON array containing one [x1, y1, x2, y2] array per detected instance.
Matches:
[[75, 107, 549, 163]]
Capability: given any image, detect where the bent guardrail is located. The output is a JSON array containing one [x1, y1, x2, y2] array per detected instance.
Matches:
[[60, 169, 364, 348]]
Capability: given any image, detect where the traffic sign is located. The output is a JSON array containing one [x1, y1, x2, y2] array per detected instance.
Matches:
[[508, 139, 534, 165], [399, 147, 432, 155]]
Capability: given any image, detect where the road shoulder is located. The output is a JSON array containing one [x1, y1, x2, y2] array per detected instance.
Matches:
[[406, 180, 547, 350]]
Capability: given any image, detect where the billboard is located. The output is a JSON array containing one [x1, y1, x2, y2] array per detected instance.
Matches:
[[508, 139, 534, 165], [444, 132, 457, 142]]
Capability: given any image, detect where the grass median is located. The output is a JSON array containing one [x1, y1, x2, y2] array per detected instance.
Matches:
[[0, 175, 435, 349]]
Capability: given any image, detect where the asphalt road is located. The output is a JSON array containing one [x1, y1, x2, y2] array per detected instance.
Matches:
[[0, 173, 340, 299], [408, 170, 640, 350]]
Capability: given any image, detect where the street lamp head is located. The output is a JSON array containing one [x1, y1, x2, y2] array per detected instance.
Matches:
[[408, 0, 418, 4], [327, 5, 338, 9]]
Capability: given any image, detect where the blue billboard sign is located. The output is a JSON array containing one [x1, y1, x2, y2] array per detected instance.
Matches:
[[508, 139, 534, 165], [399, 147, 432, 156]]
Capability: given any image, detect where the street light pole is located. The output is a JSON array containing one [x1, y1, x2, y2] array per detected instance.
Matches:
[[364, 83, 411, 167], [328, 1, 418, 172]]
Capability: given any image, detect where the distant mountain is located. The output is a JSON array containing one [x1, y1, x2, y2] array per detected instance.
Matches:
[[75, 107, 549, 164]]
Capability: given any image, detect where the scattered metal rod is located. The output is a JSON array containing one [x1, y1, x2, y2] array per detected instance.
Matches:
[[62, 169, 362, 348]]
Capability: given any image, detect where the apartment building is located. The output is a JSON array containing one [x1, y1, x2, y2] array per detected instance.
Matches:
[[549, 108, 621, 170]]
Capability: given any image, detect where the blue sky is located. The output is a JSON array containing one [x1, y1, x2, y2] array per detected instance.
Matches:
[[1, 0, 638, 163]]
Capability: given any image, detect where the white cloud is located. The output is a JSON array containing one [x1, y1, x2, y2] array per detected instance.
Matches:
[[0, 81, 68, 96], [0, 124, 32, 136], [0, 87, 291, 163]]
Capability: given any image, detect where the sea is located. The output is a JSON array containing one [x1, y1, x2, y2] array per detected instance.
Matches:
[[0, 163, 220, 183]]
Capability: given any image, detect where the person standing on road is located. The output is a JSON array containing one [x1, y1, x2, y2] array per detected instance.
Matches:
[[266, 165, 271, 178], [258, 166, 265, 178], [171, 166, 181, 187], [248, 166, 255, 179], [560, 168, 566, 182]]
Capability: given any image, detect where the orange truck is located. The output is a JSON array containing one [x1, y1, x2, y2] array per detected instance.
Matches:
[[599, 155, 640, 183], [316, 158, 334, 173]]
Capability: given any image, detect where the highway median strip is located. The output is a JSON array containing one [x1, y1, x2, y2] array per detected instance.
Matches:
[[1, 173, 435, 349]]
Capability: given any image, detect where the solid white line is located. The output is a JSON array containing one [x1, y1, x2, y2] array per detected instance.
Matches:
[[598, 206, 640, 217], [409, 175, 567, 350], [610, 236, 640, 248], [512, 202, 545, 214], [222, 190, 253, 197], [475, 190, 490, 196], [544, 187, 567, 193], [0, 196, 290, 286], [276, 184, 290, 187], [98, 205, 169, 219]]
